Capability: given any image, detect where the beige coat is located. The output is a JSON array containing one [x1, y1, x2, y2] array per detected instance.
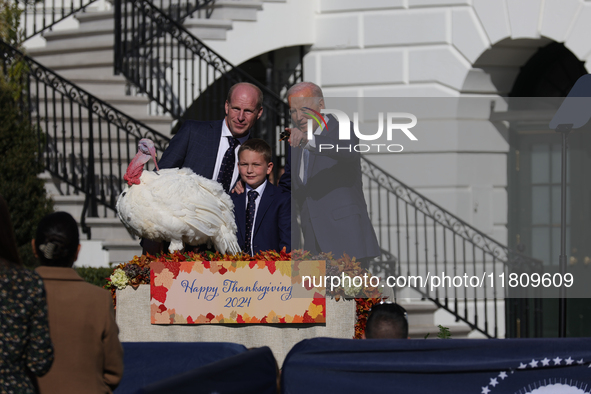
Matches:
[[35, 266, 124, 394]]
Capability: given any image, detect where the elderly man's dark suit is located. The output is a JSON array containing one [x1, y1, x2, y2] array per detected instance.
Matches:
[[289, 115, 380, 260], [158, 120, 225, 177]]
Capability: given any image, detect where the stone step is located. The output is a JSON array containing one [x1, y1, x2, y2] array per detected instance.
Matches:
[[51, 194, 87, 218], [42, 173, 135, 266], [102, 240, 142, 264], [53, 66, 121, 79], [44, 152, 139, 177], [32, 112, 174, 136], [32, 32, 113, 54], [85, 217, 136, 240], [66, 75, 129, 97], [199, 0, 263, 21], [400, 301, 472, 339], [34, 94, 151, 118], [43, 172, 123, 203], [73, 9, 116, 31], [76, 240, 111, 268], [32, 48, 115, 70], [39, 128, 168, 151], [407, 323, 472, 339], [402, 300, 438, 327], [184, 17, 233, 40], [40, 170, 61, 195]]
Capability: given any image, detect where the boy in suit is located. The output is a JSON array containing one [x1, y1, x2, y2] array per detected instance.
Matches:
[[232, 139, 291, 255]]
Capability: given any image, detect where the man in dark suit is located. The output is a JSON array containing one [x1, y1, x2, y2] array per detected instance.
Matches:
[[285, 82, 380, 263], [232, 139, 290, 254], [158, 82, 263, 187], [143, 82, 263, 254]]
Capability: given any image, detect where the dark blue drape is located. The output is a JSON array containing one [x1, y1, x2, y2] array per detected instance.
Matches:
[[281, 337, 591, 394], [136, 346, 278, 394], [114, 342, 247, 394]]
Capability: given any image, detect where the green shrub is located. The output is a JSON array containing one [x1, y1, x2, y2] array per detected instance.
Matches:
[[0, 0, 54, 268], [75, 266, 113, 288]]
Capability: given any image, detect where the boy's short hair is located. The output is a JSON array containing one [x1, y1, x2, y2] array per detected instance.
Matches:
[[238, 138, 272, 163], [365, 303, 409, 339]]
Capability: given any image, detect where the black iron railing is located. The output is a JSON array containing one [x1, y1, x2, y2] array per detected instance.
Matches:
[[14, 0, 210, 42], [114, 0, 290, 170], [0, 39, 169, 236], [362, 157, 544, 338], [152, 0, 215, 22], [15, 0, 99, 41]]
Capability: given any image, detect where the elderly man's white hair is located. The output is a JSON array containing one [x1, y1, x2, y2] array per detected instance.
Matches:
[[286, 82, 324, 102]]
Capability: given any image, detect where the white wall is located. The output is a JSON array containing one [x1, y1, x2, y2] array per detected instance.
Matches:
[[305, 0, 591, 241]]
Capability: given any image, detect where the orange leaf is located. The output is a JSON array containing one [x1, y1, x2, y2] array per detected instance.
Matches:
[[179, 260, 194, 273], [226, 264, 237, 273], [291, 315, 304, 323]]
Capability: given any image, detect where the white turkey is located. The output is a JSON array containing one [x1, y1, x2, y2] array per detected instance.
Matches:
[[116, 138, 241, 254]]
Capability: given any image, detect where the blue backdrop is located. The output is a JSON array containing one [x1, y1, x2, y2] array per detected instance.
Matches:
[[281, 337, 591, 394], [114, 342, 247, 394]]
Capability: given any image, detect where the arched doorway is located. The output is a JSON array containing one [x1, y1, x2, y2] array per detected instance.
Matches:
[[506, 42, 590, 337]]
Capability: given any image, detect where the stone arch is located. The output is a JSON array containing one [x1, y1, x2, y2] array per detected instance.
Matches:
[[459, 0, 591, 95]]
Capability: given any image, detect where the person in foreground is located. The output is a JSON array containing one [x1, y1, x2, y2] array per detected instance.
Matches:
[[0, 195, 54, 393], [363, 302, 409, 339], [33, 212, 124, 394], [231, 139, 291, 255]]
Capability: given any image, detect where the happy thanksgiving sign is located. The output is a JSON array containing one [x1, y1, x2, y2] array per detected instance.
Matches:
[[150, 260, 326, 324]]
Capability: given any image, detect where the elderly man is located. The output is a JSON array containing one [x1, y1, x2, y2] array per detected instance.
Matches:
[[284, 82, 380, 263]]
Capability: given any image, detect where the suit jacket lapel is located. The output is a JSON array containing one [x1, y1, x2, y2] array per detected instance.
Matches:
[[203, 120, 223, 178], [232, 193, 246, 247], [291, 146, 303, 189], [253, 184, 275, 236], [306, 114, 336, 176]]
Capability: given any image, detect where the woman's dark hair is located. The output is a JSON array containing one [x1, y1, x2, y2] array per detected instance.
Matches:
[[0, 194, 21, 265], [34, 212, 79, 267]]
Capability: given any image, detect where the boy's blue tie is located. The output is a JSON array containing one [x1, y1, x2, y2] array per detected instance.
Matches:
[[244, 190, 259, 255]]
